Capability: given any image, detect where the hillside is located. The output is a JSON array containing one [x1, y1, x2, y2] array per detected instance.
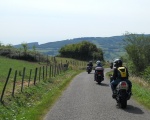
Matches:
[[14, 35, 126, 61]]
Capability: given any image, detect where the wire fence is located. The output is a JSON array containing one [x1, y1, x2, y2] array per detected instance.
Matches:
[[0, 59, 87, 104]]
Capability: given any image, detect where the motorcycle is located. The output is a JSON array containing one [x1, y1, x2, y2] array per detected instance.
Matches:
[[110, 75, 131, 108], [110, 62, 113, 69], [95, 67, 104, 84], [86, 65, 92, 74]]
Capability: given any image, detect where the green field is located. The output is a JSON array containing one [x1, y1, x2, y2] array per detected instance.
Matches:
[[0, 56, 85, 120], [0, 57, 48, 100], [0, 56, 86, 98], [0, 56, 42, 80]]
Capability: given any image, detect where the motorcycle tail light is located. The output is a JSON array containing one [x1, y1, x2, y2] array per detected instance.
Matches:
[[121, 81, 127, 87], [117, 81, 128, 90]]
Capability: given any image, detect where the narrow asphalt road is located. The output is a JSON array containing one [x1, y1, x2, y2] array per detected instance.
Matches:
[[44, 68, 150, 120]]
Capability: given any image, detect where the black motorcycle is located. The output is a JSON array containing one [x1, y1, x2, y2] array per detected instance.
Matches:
[[86, 65, 92, 74], [110, 75, 131, 108], [95, 67, 104, 84], [115, 81, 131, 108]]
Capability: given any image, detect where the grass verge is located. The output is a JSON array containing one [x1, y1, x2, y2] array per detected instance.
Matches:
[[130, 76, 150, 109], [0, 69, 83, 120]]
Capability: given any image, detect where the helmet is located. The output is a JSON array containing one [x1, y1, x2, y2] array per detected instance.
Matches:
[[89, 61, 92, 63], [96, 60, 101, 64], [113, 59, 122, 67]]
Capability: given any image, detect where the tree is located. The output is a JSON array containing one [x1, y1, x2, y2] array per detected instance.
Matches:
[[21, 42, 28, 56], [59, 41, 104, 61], [124, 32, 150, 74], [32, 45, 37, 60]]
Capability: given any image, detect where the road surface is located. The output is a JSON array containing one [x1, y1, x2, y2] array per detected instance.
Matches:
[[44, 68, 150, 120]]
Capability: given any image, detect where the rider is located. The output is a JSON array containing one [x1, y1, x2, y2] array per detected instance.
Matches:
[[87, 61, 93, 70], [94, 60, 104, 80], [110, 59, 132, 98], [89, 61, 93, 67]]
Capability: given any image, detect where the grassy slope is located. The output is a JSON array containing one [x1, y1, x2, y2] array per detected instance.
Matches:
[[0, 56, 85, 120], [0, 69, 82, 120], [0, 56, 45, 97], [0, 56, 43, 80]]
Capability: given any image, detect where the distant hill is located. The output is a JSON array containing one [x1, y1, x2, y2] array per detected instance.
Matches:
[[14, 42, 39, 48], [13, 36, 127, 61]]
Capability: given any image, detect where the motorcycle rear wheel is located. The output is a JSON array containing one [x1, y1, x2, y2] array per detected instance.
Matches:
[[119, 99, 127, 108], [97, 76, 102, 84]]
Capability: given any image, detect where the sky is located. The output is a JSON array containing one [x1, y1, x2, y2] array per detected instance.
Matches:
[[0, 0, 150, 45]]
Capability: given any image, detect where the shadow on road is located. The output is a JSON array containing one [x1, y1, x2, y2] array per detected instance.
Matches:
[[123, 105, 144, 114], [87, 72, 94, 74], [95, 82, 110, 87]]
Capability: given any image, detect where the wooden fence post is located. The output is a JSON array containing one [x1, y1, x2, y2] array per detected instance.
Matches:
[[54, 64, 56, 77], [0, 68, 12, 103], [21, 67, 26, 92], [61, 62, 63, 71], [59, 64, 61, 74], [52, 65, 54, 77], [43, 66, 45, 80], [56, 64, 59, 75], [39, 67, 41, 82], [34, 68, 38, 85], [57, 64, 60, 75], [49, 65, 52, 78], [46, 65, 47, 78], [28, 69, 32, 87], [12, 70, 17, 97]]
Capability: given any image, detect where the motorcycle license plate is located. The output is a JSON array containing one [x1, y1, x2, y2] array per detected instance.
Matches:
[[98, 74, 101, 76]]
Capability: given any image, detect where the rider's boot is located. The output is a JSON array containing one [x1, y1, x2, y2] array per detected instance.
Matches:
[[112, 90, 117, 99]]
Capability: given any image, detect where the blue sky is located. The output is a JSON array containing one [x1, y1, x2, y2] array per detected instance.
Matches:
[[0, 0, 150, 45]]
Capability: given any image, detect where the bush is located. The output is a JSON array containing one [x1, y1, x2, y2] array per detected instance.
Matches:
[[141, 66, 150, 83], [0, 47, 49, 63]]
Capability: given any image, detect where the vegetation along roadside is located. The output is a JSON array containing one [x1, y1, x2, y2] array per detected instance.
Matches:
[[0, 67, 84, 120], [1, 32, 150, 119]]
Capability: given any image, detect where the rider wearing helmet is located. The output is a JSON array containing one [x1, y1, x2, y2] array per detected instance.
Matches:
[[94, 60, 104, 80], [110, 59, 132, 98], [89, 61, 93, 67], [87, 61, 93, 67], [96, 60, 102, 67], [87, 61, 93, 71], [96, 60, 101, 65]]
